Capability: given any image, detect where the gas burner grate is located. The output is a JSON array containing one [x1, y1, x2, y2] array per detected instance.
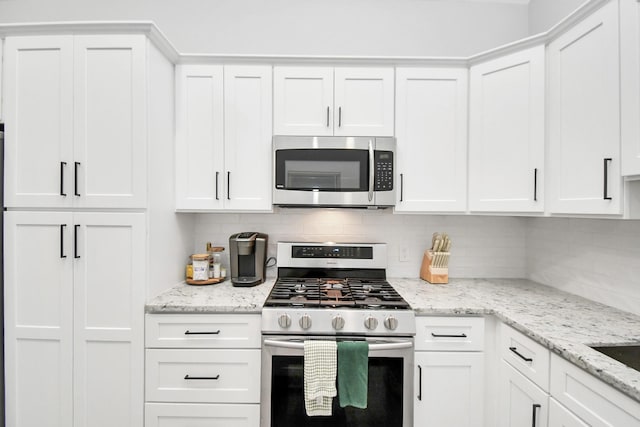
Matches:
[[264, 277, 410, 309]]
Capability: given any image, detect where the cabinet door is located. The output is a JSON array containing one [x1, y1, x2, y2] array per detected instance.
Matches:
[[3, 36, 74, 209], [499, 360, 548, 427], [621, 0, 640, 176], [549, 398, 588, 427], [175, 65, 224, 210], [334, 67, 394, 136], [548, 1, 622, 215], [3, 211, 74, 427], [145, 403, 260, 427], [73, 212, 146, 427], [395, 68, 468, 212], [224, 65, 273, 211], [74, 35, 147, 209], [273, 66, 333, 136], [469, 45, 545, 212], [414, 352, 484, 427]]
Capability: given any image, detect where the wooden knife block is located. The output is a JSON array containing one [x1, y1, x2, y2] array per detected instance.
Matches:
[[420, 250, 449, 284]]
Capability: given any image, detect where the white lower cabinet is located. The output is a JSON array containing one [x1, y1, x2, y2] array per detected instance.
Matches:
[[144, 314, 261, 427], [414, 317, 485, 427], [145, 403, 260, 427], [549, 353, 640, 426], [548, 398, 588, 427], [499, 360, 549, 427], [4, 211, 145, 427]]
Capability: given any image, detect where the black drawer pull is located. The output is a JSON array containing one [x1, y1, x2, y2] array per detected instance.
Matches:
[[509, 346, 533, 362], [60, 224, 67, 258], [532, 403, 541, 427], [603, 158, 612, 200], [417, 365, 423, 401], [74, 162, 81, 196], [74, 224, 81, 259], [185, 330, 221, 335], [431, 333, 467, 338], [184, 374, 220, 380], [60, 162, 67, 196]]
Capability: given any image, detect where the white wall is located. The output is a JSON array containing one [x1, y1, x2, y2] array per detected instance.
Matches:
[[0, 0, 529, 57], [527, 218, 640, 316], [193, 210, 528, 279], [528, 0, 586, 34]]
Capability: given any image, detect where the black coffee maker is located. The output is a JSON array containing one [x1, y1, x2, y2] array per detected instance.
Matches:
[[229, 232, 268, 287]]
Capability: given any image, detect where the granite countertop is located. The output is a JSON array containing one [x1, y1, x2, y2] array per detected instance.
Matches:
[[146, 277, 640, 403]]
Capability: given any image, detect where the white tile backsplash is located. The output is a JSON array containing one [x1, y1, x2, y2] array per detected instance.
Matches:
[[193, 209, 528, 279], [526, 217, 640, 315]]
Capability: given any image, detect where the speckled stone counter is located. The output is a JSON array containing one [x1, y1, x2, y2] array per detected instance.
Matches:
[[145, 278, 276, 313], [146, 277, 640, 403]]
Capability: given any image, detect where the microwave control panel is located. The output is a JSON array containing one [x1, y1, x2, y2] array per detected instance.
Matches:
[[374, 151, 394, 191]]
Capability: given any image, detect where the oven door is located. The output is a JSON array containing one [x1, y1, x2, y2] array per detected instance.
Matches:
[[260, 335, 413, 427]]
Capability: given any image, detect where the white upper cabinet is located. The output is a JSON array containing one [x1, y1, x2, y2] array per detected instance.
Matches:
[[175, 64, 272, 211], [469, 45, 545, 213], [547, 1, 622, 215], [175, 65, 224, 210], [223, 65, 273, 211], [395, 67, 468, 212], [274, 66, 394, 136], [3, 35, 147, 209], [621, 0, 640, 177], [273, 67, 333, 136]]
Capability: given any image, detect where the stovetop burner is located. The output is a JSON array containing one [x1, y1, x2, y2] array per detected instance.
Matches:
[[265, 277, 410, 309]]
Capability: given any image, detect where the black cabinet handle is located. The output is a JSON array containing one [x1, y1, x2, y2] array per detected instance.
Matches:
[[184, 374, 220, 380], [74, 162, 81, 196], [338, 107, 342, 127], [60, 162, 67, 196], [417, 365, 422, 401], [604, 158, 612, 200], [400, 173, 404, 202], [532, 403, 541, 427], [74, 224, 80, 259], [215, 171, 220, 201], [533, 168, 538, 202], [326, 106, 330, 127], [509, 346, 533, 362], [185, 330, 221, 335], [227, 171, 231, 200], [60, 224, 67, 258], [431, 333, 467, 338]]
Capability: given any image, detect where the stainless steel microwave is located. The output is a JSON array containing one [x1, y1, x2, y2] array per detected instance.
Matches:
[[273, 136, 395, 208]]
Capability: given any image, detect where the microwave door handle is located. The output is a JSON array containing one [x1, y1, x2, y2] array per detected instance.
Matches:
[[368, 139, 375, 202]]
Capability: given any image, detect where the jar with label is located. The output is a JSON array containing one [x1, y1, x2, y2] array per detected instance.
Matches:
[[191, 254, 210, 280], [212, 252, 222, 279]]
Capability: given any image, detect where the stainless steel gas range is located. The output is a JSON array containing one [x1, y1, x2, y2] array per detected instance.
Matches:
[[261, 242, 415, 427]]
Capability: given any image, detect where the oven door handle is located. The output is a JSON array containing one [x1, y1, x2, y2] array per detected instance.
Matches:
[[263, 339, 412, 352]]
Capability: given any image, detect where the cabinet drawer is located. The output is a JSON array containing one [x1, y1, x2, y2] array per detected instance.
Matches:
[[146, 314, 261, 348], [415, 316, 485, 351], [550, 354, 640, 426], [145, 349, 261, 403], [145, 402, 260, 427], [500, 323, 550, 391], [549, 397, 588, 427]]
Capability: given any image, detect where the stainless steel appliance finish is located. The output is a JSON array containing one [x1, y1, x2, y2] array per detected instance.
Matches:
[[261, 242, 414, 427], [229, 232, 268, 287], [272, 136, 396, 208]]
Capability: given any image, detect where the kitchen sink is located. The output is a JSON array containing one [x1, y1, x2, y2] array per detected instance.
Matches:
[[590, 344, 640, 372]]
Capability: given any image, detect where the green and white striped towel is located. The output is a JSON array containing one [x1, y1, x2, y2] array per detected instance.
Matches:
[[304, 340, 337, 416]]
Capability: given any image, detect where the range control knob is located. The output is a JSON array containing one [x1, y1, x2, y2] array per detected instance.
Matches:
[[384, 316, 399, 331], [299, 314, 312, 330], [278, 313, 292, 329], [364, 316, 378, 330], [332, 315, 345, 330]]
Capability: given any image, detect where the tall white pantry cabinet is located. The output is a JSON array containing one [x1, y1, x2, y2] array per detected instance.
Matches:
[[2, 31, 174, 427]]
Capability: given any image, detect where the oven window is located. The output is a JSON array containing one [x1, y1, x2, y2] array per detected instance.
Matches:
[[271, 356, 403, 427], [275, 149, 369, 191]]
